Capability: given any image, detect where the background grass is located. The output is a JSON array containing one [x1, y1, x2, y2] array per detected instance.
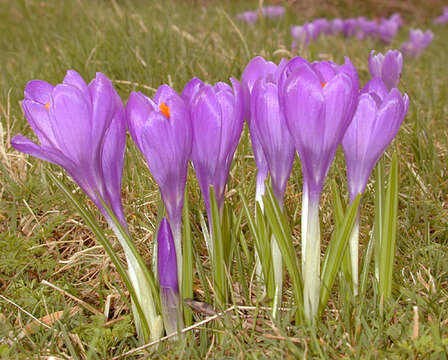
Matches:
[[1, 0, 447, 358]]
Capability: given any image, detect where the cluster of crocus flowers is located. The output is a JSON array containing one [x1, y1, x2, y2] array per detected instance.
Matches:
[[291, 13, 403, 49], [12, 48, 410, 335], [434, 6, 448, 24], [236, 5, 285, 25], [401, 29, 434, 58]]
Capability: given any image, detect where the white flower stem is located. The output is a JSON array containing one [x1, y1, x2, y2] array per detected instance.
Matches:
[[303, 194, 321, 321], [301, 187, 309, 274], [349, 212, 360, 296], [109, 221, 163, 342], [160, 288, 183, 338], [254, 180, 265, 284], [271, 233, 283, 317]]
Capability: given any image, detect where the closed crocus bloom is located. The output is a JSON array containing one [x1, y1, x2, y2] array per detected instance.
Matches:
[[157, 218, 182, 336], [241, 56, 278, 205], [369, 50, 403, 90], [251, 77, 295, 206], [401, 29, 434, 57], [434, 6, 448, 24], [342, 78, 409, 293], [236, 11, 258, 25], [330, 18, 344, 34], [11, 70, 126, 226], [281, 57, 359, 319], [184, 78, 244, 218], [342, 19, 357, 37], [126, 85, 191, 283], [378, 18, 400, 44], [262, 5, 285, 19]]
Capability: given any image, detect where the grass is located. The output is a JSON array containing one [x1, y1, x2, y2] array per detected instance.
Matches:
[[1, 0, 448, 358]]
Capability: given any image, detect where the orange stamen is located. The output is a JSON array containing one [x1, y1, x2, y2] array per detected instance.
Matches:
[[45, 102, 50, 110], [159, 102, 170, 119], [321, 82, 327, 88]]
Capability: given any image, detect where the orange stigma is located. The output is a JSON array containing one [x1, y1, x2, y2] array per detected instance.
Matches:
[[159, 102, 170, 119], [321, 82, 327, 88], [45, 102, 50, 110]]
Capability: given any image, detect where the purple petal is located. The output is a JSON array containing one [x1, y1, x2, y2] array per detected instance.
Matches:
[[24, 80, 54, 104], [157, 218, 178, 291]]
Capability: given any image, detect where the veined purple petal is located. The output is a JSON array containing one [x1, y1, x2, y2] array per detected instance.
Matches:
[[157, 218, 179, 291], [369, 50, 402, 90], [25, 80, 53, 104], [343, 81, 408, 201], [251, 78, 294, 204]]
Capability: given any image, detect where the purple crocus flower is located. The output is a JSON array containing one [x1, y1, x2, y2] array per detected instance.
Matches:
[[250, 77, 295, 207], [342, 78, 408, 292], [291, 25, 310, 49], [262, 5, 285, 19], [342, 19, 357, 37], [434, 6, 448, 24], [236, 10, 258, 25], [343, 77, 409, 202], [157, 217, 182, 336], [312, 18, 330, 35], [11, 70, 126, 226], [330, 18, 344, 34], [183, 78, 244, 218], [401, 29, 434, 57], [280, 57, 359, 319], [355, 17, 379, 40], [241, 57, 278, 205], [378, 17, 400, 43], [126, 85, 191, 284], [389, 13, 403, 28], [368, 50, 403, 90]]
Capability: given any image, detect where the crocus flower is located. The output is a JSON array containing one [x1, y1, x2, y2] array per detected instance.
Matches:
[[401, 29, 434, 57], [241, 56, 278, 206], [11, 70, 127, 226], [355, 17, 379, 40], [262, 5, 285, 19], [389, 13, 403, 28], [280, 57, 359, 319], [342, 19, 357, 37], [330, 18, 344, 34], [378, 17, 400, 43], [236, 10, 258, 25], [434, 6, 448, 24], [11, 71, 163, 342], [312, 18, 330, 35], [342, 77, 409, 292], [183, 78, 244, 218], [369, 50, 403, 90], [250, 77, 295, 207], [157, 218, 182, 336], [126, 85, 191, 285], [291, 25, 310, 49]]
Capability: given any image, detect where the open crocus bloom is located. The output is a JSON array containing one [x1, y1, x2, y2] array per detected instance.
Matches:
[[11, 70, 127, 226]]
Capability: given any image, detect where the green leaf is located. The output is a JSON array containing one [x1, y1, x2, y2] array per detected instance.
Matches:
[[379, 153, 399, 299], [374, 157, 385, 283], [209, 186, 228, 307], [262, 183, 303, 323], [319, 194, 361, 316], [46, 170, 151, 342]]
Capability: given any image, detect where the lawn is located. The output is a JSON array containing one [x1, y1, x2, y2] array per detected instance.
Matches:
[[1, 0, 448, 358]]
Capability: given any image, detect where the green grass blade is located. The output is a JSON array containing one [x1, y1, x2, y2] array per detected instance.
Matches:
[[262, 183, 303, 322], [374, 157, 385, 283], [379, 153, 399, 299], [46, 170, 151, 341], [319, 194, 360, 316]]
